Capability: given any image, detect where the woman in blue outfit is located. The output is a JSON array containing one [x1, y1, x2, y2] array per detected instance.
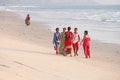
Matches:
[[53, 27, 60, 55]]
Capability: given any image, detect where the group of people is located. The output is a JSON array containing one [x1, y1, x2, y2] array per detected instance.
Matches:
[[53, 27, 90, 58]]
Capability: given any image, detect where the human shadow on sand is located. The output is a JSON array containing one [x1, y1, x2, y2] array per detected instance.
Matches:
[[0, 47, 55, 56]]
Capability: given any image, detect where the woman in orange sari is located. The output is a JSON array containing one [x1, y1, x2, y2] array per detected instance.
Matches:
[[65, 27, 73, 56]]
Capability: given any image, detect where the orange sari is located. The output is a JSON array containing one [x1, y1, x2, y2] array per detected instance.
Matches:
[[65, 31, 73, 54]]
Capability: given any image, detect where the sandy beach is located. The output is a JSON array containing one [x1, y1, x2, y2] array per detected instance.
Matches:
[[0, 11, 120, 80]]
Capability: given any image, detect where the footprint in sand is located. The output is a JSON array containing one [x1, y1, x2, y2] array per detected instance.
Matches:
[[0, 64, 9, 68]]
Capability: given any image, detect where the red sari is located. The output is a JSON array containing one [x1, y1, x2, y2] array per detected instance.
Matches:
[[83, 36, 90, 58], [65, 31, 73, 54]]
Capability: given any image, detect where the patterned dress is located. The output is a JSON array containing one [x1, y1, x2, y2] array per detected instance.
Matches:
[[65, 31, 73, 54], [59, 32, 66, 54]]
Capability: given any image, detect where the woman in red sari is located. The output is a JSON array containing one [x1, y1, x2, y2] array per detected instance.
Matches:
[[65, 27, 73, 56], [80, 30, 91, 58]]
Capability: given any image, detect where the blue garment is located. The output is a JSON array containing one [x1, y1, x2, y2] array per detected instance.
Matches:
[[53, 32, 60, 49]]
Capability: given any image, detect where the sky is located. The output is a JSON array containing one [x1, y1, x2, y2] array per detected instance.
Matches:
[[94, 0, 120, 5], [1, 0, 120, 6], [35, 0, 120, 5]]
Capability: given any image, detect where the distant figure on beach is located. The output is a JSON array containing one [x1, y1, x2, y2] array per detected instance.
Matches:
[[25, 14, 30, 26], [53, 28, 60, 55], [59, 28, 66, 55], [73, 28, 80, 56], [80, 30, 91, 58], [65, 27, 73, 56]]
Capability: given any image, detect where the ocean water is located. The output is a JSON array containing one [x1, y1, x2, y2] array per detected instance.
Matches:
[[0, 5, 120, 44]]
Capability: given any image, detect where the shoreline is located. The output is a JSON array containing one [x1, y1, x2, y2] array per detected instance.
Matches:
[[0, 11, 120, 80], [7, 9, 120, 45], [2, 11, 119, 50]]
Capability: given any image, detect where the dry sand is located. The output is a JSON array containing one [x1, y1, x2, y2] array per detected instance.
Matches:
[[0, 11, 120, 80]]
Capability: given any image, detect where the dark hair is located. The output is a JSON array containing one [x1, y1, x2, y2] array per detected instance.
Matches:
[[68, 27, 71, 31], [84, 30, 88, 35], [63, 27, 66, 30], [74, 28, 78, 30], [56, 27, 59, 31]]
